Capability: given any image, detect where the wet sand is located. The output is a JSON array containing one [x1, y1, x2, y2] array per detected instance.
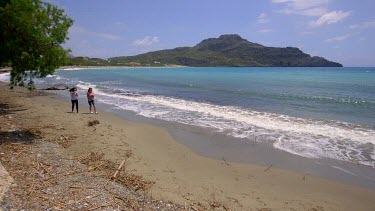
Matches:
[[1, 82, 374, 210]]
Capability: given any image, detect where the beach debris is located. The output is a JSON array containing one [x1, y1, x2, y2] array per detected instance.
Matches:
[[88, 120, 100, 126], [117, 173, 155, 192], [77, 152, 104, 164], [55, 134, 75, 148], [69, 185, 95, 189], [87, 202, 113, 210], [302, 173, 310, 181], [191, 206, 199, 211], [222, 157, 230, 166], [87, 162, 105, 171], [264, 164, 273, 172], [0, 84, 186, 210], [61, 134, 68, 141], [111, 159, 126, 180]]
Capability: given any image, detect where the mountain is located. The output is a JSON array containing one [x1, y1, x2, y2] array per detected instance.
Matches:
[[109, 34, 342, 67]]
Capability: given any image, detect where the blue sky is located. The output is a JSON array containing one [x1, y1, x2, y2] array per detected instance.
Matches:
[[51, 0, 375, 66]]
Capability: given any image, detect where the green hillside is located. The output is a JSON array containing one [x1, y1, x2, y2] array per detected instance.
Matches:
[[109, 34, 342, 67], [65, 56, 109, 66]]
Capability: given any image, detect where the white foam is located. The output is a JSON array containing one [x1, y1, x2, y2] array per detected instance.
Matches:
[[58, 67, 89, 71], [0, 73, 10, 82], [73, 81, 375, 167], [76, 81, 97, 90], [331, 166, 357, 176], [104, 93, 375, 144]]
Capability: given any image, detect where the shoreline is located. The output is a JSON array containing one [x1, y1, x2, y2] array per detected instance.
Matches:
[[58, 65, 188, 70], [106, 103, 375, 190], [1, 82, 375, 210], [0, 65, 188, 73]]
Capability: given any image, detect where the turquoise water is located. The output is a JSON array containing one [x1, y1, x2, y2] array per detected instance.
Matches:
[[1, 67, 374, 166]]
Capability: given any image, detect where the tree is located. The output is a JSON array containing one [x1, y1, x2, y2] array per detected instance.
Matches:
[[0, 0, 73, 88]]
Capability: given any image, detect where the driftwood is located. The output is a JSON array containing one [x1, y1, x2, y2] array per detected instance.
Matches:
[[88, 162, 105, 171], [191, 206, 199, 211], [39, 162, 51, 175], [69, 185, 95, 189], [111, 159, 126, 180], [222, 157, 230, 166], [264, 164, 273, 172]]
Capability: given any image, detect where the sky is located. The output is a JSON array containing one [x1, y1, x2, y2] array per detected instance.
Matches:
[[51, 0, 375, 67]]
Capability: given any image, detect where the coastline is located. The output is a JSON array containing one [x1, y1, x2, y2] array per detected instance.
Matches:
[[0, 65, 188, 74], [1, 82, 375, 210], [58, 65, 188, 70]]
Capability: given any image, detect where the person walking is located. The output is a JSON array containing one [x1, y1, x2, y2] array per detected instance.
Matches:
[[87, 88, 97, 114], [70, 87, 78, 113]]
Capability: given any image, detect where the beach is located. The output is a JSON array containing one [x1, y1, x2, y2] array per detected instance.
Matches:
[[1, 81, 375, 210]]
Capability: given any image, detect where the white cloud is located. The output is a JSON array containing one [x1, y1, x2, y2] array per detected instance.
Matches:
[[132, 36, 159, 46], [272, 0, 328, 16], [325, 34, 351, 42], [288, 0, 327, 10], [272, 0, 350, 28], [257, 29, 273, 33], [350, 20, 375, 29], [257, 13, 269, 23], [310, 11, 350, 27]]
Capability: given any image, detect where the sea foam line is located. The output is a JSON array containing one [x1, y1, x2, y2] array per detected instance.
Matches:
[[76, 81, 375, 167], [82, 84, 375, 144], [0, 73, 10, 82]]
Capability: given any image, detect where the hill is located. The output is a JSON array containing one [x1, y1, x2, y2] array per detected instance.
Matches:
[[65, 56, 109, 66], [109, 34, 342, 67]]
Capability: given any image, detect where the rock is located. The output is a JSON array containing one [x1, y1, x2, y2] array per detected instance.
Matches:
[[41, 84, 68, 90]]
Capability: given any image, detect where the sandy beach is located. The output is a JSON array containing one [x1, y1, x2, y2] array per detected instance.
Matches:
[[0, 82, 374, 210]]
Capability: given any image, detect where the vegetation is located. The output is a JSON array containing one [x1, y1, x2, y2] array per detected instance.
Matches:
[[109, 34, 342, 67], [65, 56, 110, 66], [0, 0, 73, 88]]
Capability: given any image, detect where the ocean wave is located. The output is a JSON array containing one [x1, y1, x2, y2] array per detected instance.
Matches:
[[281, 94, 375, 108], [165, 83, 375, 108], [58, 67, 91, 71], [24, 75, 373, 167], [214, 88, 375, 108], [73, 81, 375, 167], [102, 75, 375, 108], [0, 73, 10, 82]]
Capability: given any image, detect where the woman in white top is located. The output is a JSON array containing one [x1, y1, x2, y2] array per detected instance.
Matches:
[[70, 87, 78, 113]]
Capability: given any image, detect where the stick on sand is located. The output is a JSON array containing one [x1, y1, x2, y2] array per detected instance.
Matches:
[[111, 159, 126, 179], [264, 164, 273, 172]]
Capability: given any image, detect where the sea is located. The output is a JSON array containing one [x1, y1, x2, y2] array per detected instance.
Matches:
[[1, 67, 374, 168]]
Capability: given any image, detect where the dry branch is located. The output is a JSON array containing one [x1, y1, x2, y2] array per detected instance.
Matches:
[[222, 157, 230, 166], [264, 164, 273, 172], [69, 185, 95, 189], [88, 202, 113, 210], [111, 159, 126, 179]]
